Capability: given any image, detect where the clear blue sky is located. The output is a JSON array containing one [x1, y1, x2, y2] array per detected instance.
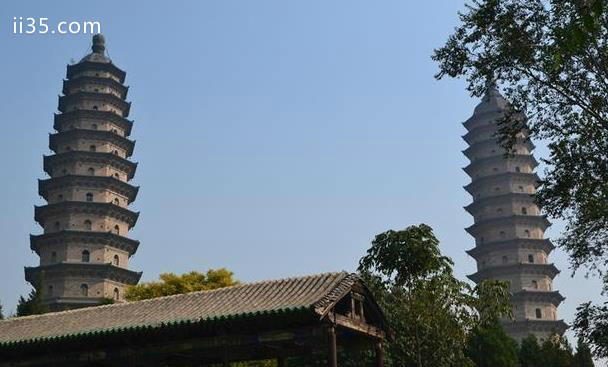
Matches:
[[0, 0, 602, 343]]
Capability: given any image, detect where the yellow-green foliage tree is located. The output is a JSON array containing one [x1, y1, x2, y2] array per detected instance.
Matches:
[[125, 268, 238, 301]]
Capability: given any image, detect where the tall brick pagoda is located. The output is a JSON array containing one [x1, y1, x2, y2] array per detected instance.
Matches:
[[26, 34, 142, 311], [463, 87, 567, 341]]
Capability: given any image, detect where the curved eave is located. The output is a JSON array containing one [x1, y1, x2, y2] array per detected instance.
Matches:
[[43, 151, 138, 180], [34, 202, 139, 228], [463, 154, 539, 177], [66, 61, 126, 83], [465, 215, 551, 237], [38, 175, 139, 204], [463, 138, 535, 160], [58, 92, 131, 117], [464, 172, 541, 195], [501, 319, 568, 335], [54, 111, 134, 137], [466, 239, 555, 259], [63, 77, 128, 99], [462, 109, 504, 130], [462, 124, 498, 145], [25, 263, 142, 286], [30, 230, 139, 256], [464, 192, 537, 214], [467, 263, 560, 283], [511, 290, 565, 307], [49, 129, 135, 157]]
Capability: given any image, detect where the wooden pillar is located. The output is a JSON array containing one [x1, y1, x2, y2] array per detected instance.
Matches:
[[327, 326, 337, 367], [375, 341, 384, 367]]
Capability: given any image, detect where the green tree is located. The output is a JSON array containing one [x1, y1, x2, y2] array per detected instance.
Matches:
[[125, 268, 238, 301], [433, 0, 608, 357], [16, 286, 48, 317], [573, 337, 595, 367], [358, 224, 513, 367], [540, 335, 574, 367], [519, 335, 543, 367], [466, 319, 520, 367]]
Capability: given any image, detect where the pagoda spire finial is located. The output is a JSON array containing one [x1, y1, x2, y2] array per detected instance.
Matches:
[[92, 33, 106, 54]]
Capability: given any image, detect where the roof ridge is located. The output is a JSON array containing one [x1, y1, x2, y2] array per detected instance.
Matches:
[[0, 271, 350, 323]]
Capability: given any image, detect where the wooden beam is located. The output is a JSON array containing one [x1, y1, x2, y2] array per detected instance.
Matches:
[[331, 313, 385, 339]]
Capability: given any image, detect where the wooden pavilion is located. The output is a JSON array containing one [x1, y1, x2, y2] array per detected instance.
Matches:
[[0, 272, 390, 366]]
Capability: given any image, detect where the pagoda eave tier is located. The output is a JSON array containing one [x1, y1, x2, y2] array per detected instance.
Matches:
[[25, 263, 142, 285], [49, 129, 135, 157], [511, 290, 565, 307], [30, 230, 139, 256], [467, 239, 555, 259], [54, 111, 133, 136], [39, 175, 139, 203], [464, 172, 540, 195], [465, 192, 537, 214], [63, 77, 128, 99], [463, 154, 539, 176], [501, 319, 568, 335], [66, 61, 126, 83], [44, 151, 138, 180], [468, 263, 560, 283], [462, 125, 499, 145], [465, 215, 551, 237], [58, 92, 131, 117], [462, 137, 535, 160], [34, 202, 139, 228], [462, 110, 503, 130]]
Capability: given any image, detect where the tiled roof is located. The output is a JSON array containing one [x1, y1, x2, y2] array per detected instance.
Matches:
[[0, 272, 357, 347]]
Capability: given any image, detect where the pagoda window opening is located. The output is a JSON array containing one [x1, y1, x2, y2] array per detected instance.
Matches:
[[80, 284, 88, 297], [91, 124, 98, 130], [48, 285, 53, 296], [113, 150, 119, 156], [54, 221, 60, 231], [494, 187, 500, 192], [480, 237, 484, 244], [535, 308, 542, 319], [519, 186, 524, 192], [92, 105, 98, 110], [113, 198, 119, 205], [532, 280, 538, 289], [51, 251, 57, 262], [113, 287, 120, 301], [65, 146, 72, 152], [499, 231, 506, 238], [492, 167, 498, 172], [88, 167, 95, 176], [113, 255, 119, 266], [62, 169, 68, 175], [89, 145, 96, 152], [528, 254, 535, 263], [114, 173, 120, 179], [524, 229, 531, 238], [113, 225, 120, 235], [112, 129, 118, 134], [57, 194, 64, 201], [86, 192, 93, 202], [82, 250, 90, 263], [94, 88, 99, 92], [521, 207, 527, 215], [502, 256, 508, 264], [497, 208, 503, 214], [515, 166, 521, 172], [84, 220, 92, 231]]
